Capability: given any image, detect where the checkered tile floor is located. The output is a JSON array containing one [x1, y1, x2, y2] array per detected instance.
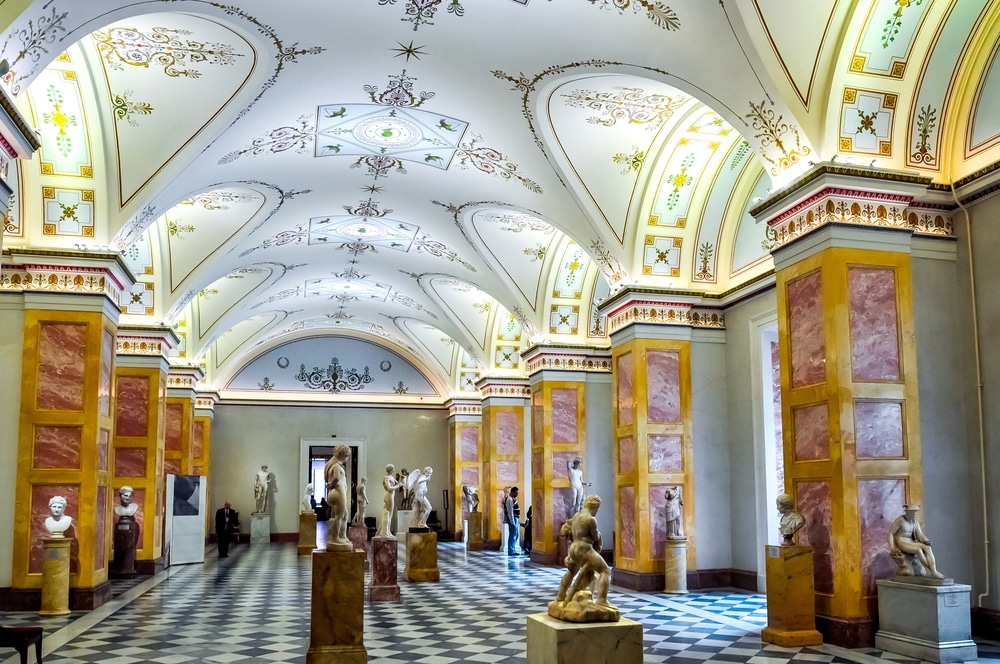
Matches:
[[2, 541, 996, 663]]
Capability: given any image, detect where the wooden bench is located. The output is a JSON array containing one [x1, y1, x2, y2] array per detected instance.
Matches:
[[0, 625, 43, 664]]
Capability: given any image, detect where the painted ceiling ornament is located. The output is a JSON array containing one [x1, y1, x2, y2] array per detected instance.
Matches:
[[480, 211, 554, 234], [455, 134, 542, 193], [219, 115, 316, 164], [92, 25, 243, 78], [745, 100, 811, 177], [562, 86, 689, 129], [295, 357, 374, 393], [589, 239, 628, 284], [241, 225, 308, 256], [351, 155, 408, 180], [2, 5, 69, 94], [111, 90, 154, 127], [883, 0, 925, 48], [911, 104, 937, 166], [412, 235, 476, 271], [511, 305, 539, 339], [366, 69, 435, 107], [588, 0, 681, 31], [250, 285, 304, 309], [378, 0, 465, 32], [613, 145, 646, 175], [181, 190, 262, 210]]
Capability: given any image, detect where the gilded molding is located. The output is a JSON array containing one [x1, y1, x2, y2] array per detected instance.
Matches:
[[116, 325, 179, 357], [167, 366, 205, 390], [520, 345, 613, 375], [476, 378, 531, 398], [605, 300, 724, 335], [0, 265, 124, 302], [447, 400, 482, 416], [116, 339, 166, 356]]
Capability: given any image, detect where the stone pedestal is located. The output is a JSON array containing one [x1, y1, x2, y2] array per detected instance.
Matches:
[[396, 509, 413, 533], [370, 537, 401, 602], [664, 538, 688, 594], [306, 549, 367, 664], [405, 530, 440, 582], [466, 512, 484, 551], [39, 538, 71, 616], [110, 516, 139, 579], [299, 512, 317, 555], [875, 579, 976, 663], [348, 523, 370, 570], [761, 545, 823, 647], [526, 613, 643, 663], [251, 513, 271, 544]]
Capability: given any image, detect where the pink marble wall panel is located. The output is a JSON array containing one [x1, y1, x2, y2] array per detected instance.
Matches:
[[496, 490, 505, 531], [29, 484, 80, 574], [496, 411, 518, 455], [619, 486, 635, 558], [97, 428, 109, 472], [460, 425, 479, 462], [793, 404, 830, 460], [126, 487, 146, 551], [33, 426, 81, 469], [859, 478, 905, 595], [163, 459, 181, 476], [648, 434, 683, 473], [551, 388, 579, 443], [496, 461, 519, 484], [849, 267, 901, 382], [460, 466, 479, 486], [856, 401, 905, 458], [552, 452, 578, 480], [114, 448, 147, 478], [94, 485, 108, 570], [533, 488, 544, 547], [771, 341, 785, 489], [99, 329, 114, 417], [617, 354, 634, 426], [553, 487, 575, 534], [532, 405, 543, 445], [192, 421, 204, 461], [649, 484, 669, 560], [787, 272, 826, 388], [165, 403, 182, 452], [37, 323, 86, 411], [115, 376, 150, 438], [618, 436, 635, 474], [647, 350, 681, 424], [532, 451, 543, 480], [797, 480, 834, 593]]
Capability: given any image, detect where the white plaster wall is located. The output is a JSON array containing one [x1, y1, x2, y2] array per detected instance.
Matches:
[[691, 333, 732, 570], [585, 373, 615, 541], [0, 296, 25, 587], [210, 404, 449, 536]]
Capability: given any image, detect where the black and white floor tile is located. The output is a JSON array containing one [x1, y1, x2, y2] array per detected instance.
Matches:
[[1, 541, 997, 663]]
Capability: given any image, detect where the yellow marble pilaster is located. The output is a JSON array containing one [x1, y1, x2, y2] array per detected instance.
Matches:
[[446, 399, 482, 541], [194, 392, 217, 534], [477, 378, 529, 549], [164, 366, 203, 477]]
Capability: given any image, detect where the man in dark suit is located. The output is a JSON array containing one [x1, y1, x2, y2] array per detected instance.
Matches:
[[215, 501, 238, 557]]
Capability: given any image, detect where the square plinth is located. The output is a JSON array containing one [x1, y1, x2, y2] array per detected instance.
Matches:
[[299, 513, 318, 555], [466, 512, 484, 551], [875, 579, 977, 663], [761, 545, 822, 646], [309, 550, 366, 650], [370, 537, 401, 602], [526, 613, 642, 664], [251, 514, 271, 544], [405, 531, 440, 582]]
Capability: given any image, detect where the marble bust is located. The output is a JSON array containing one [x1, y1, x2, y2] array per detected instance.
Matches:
[[664, 486, 684, 539], [44, 495, 73, 538], [408, 466, 433, 529], [549, 495, 619, 623], [301, 483, 314, 514], [462, 484, 480, 513], [351, 477, 369, 525], [254, 465, 273, 514], [889, 505, 946, 580], [114, 485, 139, 518], [776, 493, 805, 545], [376, 463, 401, 539]]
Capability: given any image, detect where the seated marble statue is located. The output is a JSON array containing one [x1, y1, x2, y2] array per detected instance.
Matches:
[[324, 445, 353, 550], [351, 477, 369, 525], [115, 486, 139, 518], [462, 484, 480, 513], [776, 493, 805, 546], [407, 466, 433, 529], [301, 483, 314, 514], [44, 495, 73, 538], [889, 505, 946, 580], [376, 464, 401, 539], [549, 495, 619, 623]]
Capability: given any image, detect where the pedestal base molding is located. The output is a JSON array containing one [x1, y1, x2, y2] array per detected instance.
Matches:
[[815, 614, 874, 648], [307, 550, 366, 662], [305, 643, 368, 664], [135, 556, 164, 576], [405, 531, 439, 582], [526, 613, 642, 664], [875, 579, 976, 663]]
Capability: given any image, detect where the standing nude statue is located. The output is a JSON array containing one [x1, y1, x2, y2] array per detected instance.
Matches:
[[889, 505, 945, 579], [352, 477, 369, 525], [254, 465, 272, 514], [568, 456, 592, 517], [376, 464, 402, 539], [324, 446, 352, 550]]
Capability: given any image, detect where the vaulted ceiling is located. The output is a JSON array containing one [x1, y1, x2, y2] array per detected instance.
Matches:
[[3, 0, 1000, 403]]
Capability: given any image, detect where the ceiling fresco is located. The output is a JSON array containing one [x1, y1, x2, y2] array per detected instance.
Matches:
[[3, 0, 1000, 402]]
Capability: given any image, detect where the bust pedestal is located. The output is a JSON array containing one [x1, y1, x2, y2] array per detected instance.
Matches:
[[761, 545, 822, 646], [298, 512, 317, 555], [664, 537, 688, 594], [526, 613, 643, 663], [110, 515, 139, 579], [405, 530, 439, 582], [250, 513, 271, 544], [306, 549, 367, 664], [369, 537, 401, 601], [466, 512, 484, 551], [875, 579, 976, 663], [39, 537, 72, 616]]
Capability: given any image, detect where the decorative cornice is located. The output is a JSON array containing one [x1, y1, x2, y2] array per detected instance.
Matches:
[[475, 376, 531, 398], [520, 344, 612, 374], [1, 249, 136, 304], [0, 83, 41, 158], [596, 289, 725, 336], [196, 392, 220, 412], [167, 365, 205, 391], [116, 325, 180, 357], [446, 398, 482, 417]]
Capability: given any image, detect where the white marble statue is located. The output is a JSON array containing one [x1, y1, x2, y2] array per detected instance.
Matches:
[[376, 464, 402, 539], [351, 477, 369, 525], [550, 495, 619, 623], [114, 485, 139, 518], [568, 456, 592, 517], [254, 464, 273, 514], [325, 445, 352, 550], [44, 495, 73, 538], [398, 468, 414, 510], [664, 486, 684, 539], [407, 466, 433, 529], [301, 483, 314, 514], [462, 484, 480, 513], [776, 493, 805, 546], [889, 505, 946, 579]]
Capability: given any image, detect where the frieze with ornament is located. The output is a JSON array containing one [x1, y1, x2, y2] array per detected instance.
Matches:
[[448, 402, 482, 416], [116, 339, 166, 356], [0, 266, 124, 302], [477, 381, 531, 398], [605, 302, 725, 335], [524, 355, 613, 374], [167, 374, 201, 389]]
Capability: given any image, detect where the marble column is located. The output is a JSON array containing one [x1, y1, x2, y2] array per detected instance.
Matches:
[[114, 326, 178, 576], [193, 392, 217, 536], [447, 400, 481, 542], [163, 367, 202, 477], [477, 378, 529, 550], [758, 171, 947, 646]]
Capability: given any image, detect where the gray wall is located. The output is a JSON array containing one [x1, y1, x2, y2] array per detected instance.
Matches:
[[585, 373, 615, 540], [0, 297, 25, 586]]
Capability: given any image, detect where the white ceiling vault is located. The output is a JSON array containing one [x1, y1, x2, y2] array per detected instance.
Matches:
[[4, 0, 1000, 403]]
